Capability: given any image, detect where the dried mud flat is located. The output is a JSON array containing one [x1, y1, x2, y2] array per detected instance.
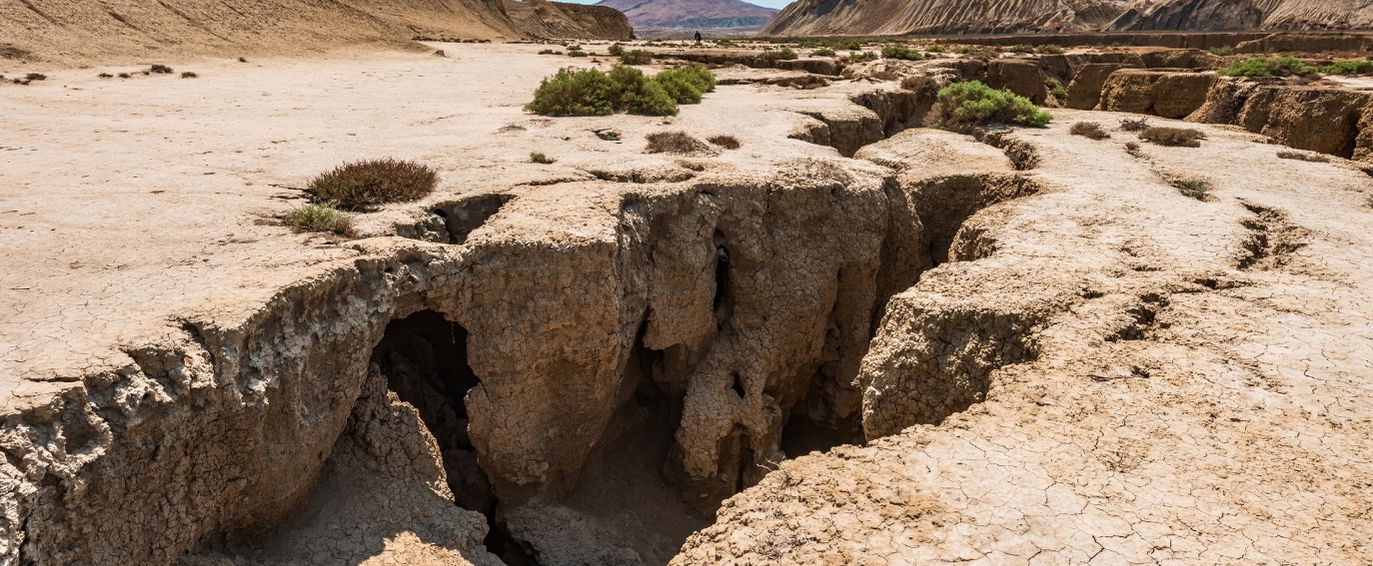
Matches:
[[2, 42, 1373, 566]]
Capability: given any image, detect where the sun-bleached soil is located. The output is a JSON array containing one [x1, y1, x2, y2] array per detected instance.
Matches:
[[3, 41, 1373, 566]]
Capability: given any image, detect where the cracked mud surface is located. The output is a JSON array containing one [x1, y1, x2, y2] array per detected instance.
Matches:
[[4, 43, 1373, 566]]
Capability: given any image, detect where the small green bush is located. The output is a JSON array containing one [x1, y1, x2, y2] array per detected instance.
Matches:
[[1070, 121, 1109, 140], [568, 50, 589, 58], [1045, 77, 1067, 98], [306, 158, 438, 210], [1209, 46, 1235, 56], [610, 65, 678, 116], [620, 50, 653, 65], [1139, 126, 1206, 147], [847, 51, 878, 62], [1322, 60, 1373, 75], [925, 45, 946, 53], [1010, 44, 1033, 54], [530, 152, 555, 164], [526, 67, 618, 116], [812, 47, 836, 57], [934, 81, 1052, 128], [881, 45, 924, 61], [1036, 44, 1065, 55], [283, 202, 355, 235], [1220, 56, 1317, 77], [608, 43, 625, 56], [842, 39, 863, 51], [653, 66, 716, 104], [760, 48, 797, 62]]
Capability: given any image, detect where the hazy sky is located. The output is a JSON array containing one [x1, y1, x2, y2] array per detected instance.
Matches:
[[558, 0, 795, 9]]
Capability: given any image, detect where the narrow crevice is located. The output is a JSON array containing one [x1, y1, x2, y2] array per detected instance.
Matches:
[[431, 193, 515, 245]]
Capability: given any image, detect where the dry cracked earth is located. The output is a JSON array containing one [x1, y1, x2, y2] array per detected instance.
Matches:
[[2, 42, 1372, 566]]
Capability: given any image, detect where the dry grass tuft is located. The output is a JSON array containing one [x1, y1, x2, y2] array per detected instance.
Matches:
[[306, 158, 438, 210], [1171, 177, 1214, 201], [708, 135, 741, 149], [1118, 117, 1151, 132], [1276, 150, 1330, 163], [1070, 122, 1109, 140], [645, 131, 711, 155], [282, 202, 356, 236], [1124, 141, 1145, 158], [150, 64, 174, 74], [530, 152, 556, 164], [1139, 126, 1206, 147]]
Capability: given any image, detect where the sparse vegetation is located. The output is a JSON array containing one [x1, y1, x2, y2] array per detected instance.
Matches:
[[530, 152, 556, 164], [608, 43, 625, 56], [645, 131, 711, 154], [934, 80, 1052, 128], [1045, 77, 1067, 98], [150, 64, 174, 74], [1070, 121, 1109, 140], [305, 158, 438, 210], [1219, 56, 1317, 77], [845, 51, 878, 62], [568, 50, 589, 58], [282, 201, 355, 235], [1321, 60, 1373, 75], [1276, 150, 1330, 163], [238, 57, 249, 63], [0, 45, 32, 60], [1010, 44, 1034, 54], [25, 73, 46, 81], [925, 45, 946, 53], [1125, 141, 1144, 157], [1035, 44, 1065, 55], [1209, 46, 1235, 56], [811, 48, 836, 57], [707, 135, 740, 149], [1119, 117, 1151, 132], [180, 71, 198, 78], [1171, 177, 1214, 201], [118, 73, 132, 79], [525, 65, 716, 118], [98, 73, 114, 79], [881, 45, 924, 61], [1139, 126, 1206, 147], [760, 48, 798, 62], [619, 50, 652, 65]]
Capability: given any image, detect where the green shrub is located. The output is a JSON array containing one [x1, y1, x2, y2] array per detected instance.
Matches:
[[1219, 56, 1317, 77], [306, 159, 438, 210], [1035, 44, 1065, 55], [282, 202, 355, 235], [1139, 126, 1206, 147], [526, 67, 618, 116], [1209, 46, 1235, 56], [934, 81, 1052, 128], [1010, 44, 1033, 54], [812, 47, 836, 57], [653, 66, 716, 104], [568, 50, 589, 58], [1045, 77, 1067, 98], [760, 48, 797, 62], [881, 45, 924, 61], [842, 39, 863, 51], [846, 51, 878, 62], [1322, 60, 1373, 75], [926, 45, 946, 53], [620, 50, 653, 65], [1070, 121, 1109, 140], [608, 43, 625, 56], [530, 152, 555, 164], [610, 65, 679, 116]]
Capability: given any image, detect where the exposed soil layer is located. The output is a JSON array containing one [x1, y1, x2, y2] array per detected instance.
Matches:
[[3, 43, 1373, 566]]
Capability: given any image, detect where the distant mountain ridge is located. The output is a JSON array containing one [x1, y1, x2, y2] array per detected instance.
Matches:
[[596, 0, 779, 31], [763, 0, 1373, 36]]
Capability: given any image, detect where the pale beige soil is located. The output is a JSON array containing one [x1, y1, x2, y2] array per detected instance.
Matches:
[[4, 41, 1373, 566]]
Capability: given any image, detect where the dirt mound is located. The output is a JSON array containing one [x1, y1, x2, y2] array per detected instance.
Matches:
[[506, 0, 632, 40]]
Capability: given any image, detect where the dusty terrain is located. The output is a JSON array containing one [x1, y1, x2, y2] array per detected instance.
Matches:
[[3, 37, 1373, 566]]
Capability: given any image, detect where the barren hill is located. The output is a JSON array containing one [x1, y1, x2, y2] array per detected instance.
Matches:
[[1110, 0, 1373, 31], [763, 0, 1373, 35], [596, 0, 779, 32], [0, 0, 628, 65], [762, 0, 1128, 36], [506, 0, 634, 39]]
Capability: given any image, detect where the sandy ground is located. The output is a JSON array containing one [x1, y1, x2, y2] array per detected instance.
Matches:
[[0, 42, 848, 411]]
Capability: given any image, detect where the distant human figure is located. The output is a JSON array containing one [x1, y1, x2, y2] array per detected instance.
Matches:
[[694, 31, 703, 44]]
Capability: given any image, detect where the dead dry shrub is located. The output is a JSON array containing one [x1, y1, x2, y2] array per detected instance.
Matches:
[[1070, 121, 1109, 140], [1125, 141, 1145, 158], [645, 131, 711, 154], [1276, 150, 1330, 163], [306, 158, 438, 210], [708, 135, 741, 149], [1171, 177, 1214, 201], [1139, 126, 1206, 147], [150, 64, 174, 74], [1118, 117, 1151, 132], [530, 152, 556, 164]]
